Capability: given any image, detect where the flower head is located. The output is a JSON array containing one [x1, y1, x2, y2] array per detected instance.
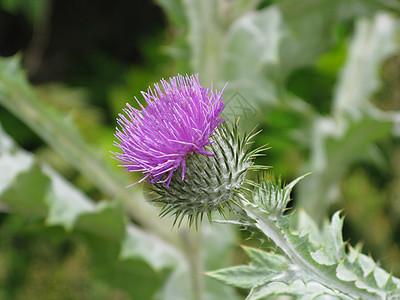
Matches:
[[112, 74, 226, 186]]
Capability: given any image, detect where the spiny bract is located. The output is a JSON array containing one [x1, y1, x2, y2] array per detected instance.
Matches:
[[152, 121, 264, 227]]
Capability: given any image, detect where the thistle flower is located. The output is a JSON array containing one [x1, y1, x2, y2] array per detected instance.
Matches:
[[112, 74, 225, 186], [112, 74, 264, 226]]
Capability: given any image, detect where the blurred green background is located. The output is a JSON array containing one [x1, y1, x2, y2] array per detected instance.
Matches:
[[0, 0, 399, 299]]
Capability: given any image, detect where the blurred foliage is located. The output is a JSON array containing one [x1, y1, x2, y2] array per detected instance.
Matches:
[[0, 0, 400, 299], [0, 214, 131, 300]]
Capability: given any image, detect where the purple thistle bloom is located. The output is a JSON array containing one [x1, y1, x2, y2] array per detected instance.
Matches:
[[112, 74, 226, 187]]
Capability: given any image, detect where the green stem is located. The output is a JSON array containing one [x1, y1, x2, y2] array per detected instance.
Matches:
[[241, 201, 379, 300], [181, 230, 203, 300]]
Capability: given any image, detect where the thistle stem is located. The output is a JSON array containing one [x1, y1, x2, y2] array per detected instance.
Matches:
[[241, 200, 379, 300], [180, 230, 202, 300]]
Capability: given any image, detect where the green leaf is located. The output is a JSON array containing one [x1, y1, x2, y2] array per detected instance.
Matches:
[[223, 5, 282, 75], [0, 162, 49, 217], [248, 280, 346, 300], [120, 225, 180, 271], [207, 265, 280, 289], [0, 139, 35, 196], [336, 260, 360, 282], [222, 5, 283, 107], [43, 167, 94, 230], [0, 125, 49, 216], [237, 201, 396, 299], [75, 202, 126, 241], [325, 212, 346, 260], [243, 246, 286, 269], [75, 204, 171, 299], [82, 230, 169, 300], [182, 0, 224, 82], [311, 212, 345, 265], [295, 209, 323, 249], [333, 13, 398, 117], [207, 246, 287, 289], [277, 0, 399, 75]]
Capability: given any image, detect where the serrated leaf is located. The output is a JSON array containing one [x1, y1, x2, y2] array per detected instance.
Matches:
[[316, 211, 345, 264], [357, 253, 376, 277], [311, 248, 338, 266], [354, 272, 380, 295], [241, 203, 387, 299], [374, 268, 391, 288], [208, 245, 288, 289], [336, 260, 360, 282], [296, 209, 323, 248], [248, 279, 345, 300], [243, 246, 287, 269], [208, 265, 281, 289]]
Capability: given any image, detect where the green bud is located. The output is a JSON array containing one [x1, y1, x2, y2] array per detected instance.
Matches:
[[252, 173, 310, 218]]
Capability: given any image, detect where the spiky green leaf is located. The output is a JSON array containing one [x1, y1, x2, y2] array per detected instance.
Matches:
[[210, 175, 400, 299], [207, 246, 287, 289]]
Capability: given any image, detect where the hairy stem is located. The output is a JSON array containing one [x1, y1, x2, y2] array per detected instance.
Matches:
[[241, 201, 379, 300]]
